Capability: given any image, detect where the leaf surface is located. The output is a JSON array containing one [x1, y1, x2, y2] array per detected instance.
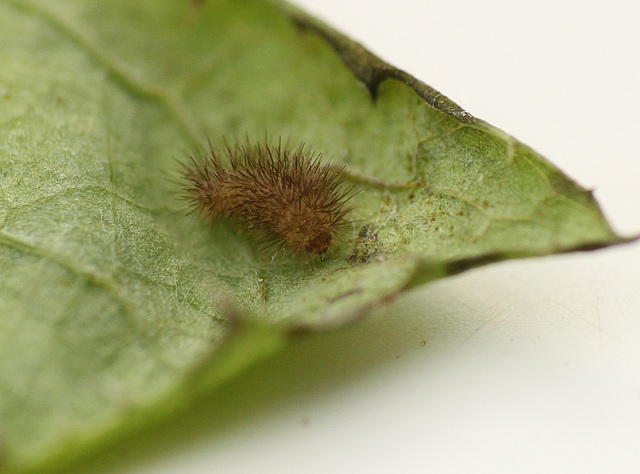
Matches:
[[0, 0, 626, 471]]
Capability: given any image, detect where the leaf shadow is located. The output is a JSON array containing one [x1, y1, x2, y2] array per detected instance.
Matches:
[[67, 278, 482, 473]]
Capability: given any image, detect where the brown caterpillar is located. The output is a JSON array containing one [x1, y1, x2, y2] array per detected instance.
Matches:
[[181, 141, 353, 256]]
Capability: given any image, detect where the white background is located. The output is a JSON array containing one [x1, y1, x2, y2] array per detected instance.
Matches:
[[132, 1, 640, 473]]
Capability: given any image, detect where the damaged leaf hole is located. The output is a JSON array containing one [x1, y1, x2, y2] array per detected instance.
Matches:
[[349, 223, 385, 263]]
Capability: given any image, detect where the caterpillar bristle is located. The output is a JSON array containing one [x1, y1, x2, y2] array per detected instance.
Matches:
[[181, 140, 354, 257]]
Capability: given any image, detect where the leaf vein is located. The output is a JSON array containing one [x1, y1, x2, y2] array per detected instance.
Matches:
[[7, 0, 202, 147]]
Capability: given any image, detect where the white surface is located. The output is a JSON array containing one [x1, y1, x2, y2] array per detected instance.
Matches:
[[141, 1, 640, 473]]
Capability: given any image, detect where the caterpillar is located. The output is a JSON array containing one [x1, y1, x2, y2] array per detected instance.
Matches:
[[181, 141, 353, 256]]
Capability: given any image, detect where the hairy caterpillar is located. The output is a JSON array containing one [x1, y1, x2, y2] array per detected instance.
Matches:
[[181, 141, 353, 256]]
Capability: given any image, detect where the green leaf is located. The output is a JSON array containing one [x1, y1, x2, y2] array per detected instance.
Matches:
[[0, 0, 629, 471]]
